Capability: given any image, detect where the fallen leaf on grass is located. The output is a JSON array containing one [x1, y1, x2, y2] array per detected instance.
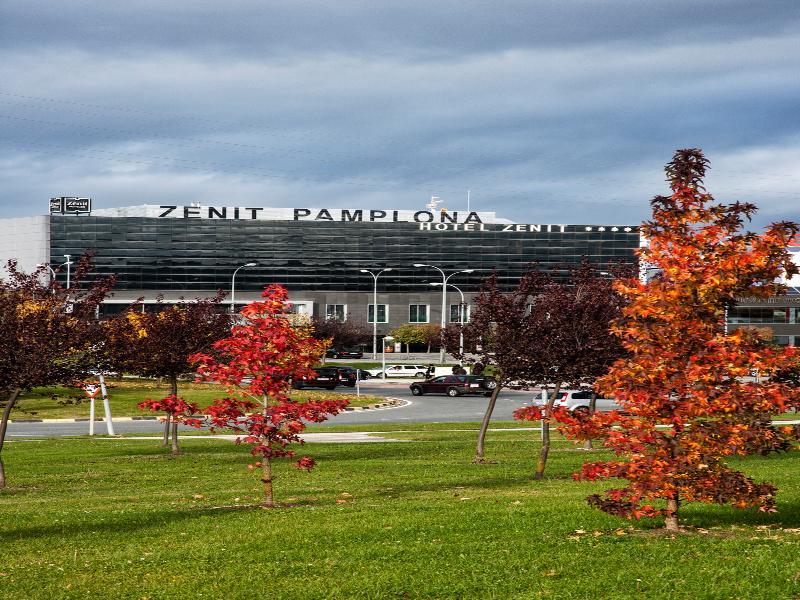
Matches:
[[335, 499, 348, 504], [459, 497, 472, 501], [192, 494, 205, 500], [340, 492, 353, 498]]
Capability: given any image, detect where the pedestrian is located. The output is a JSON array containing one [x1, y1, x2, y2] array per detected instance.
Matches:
[[453, 364, 467, 375], [471, 361, 485, 375], [425, 364, 435, 379]]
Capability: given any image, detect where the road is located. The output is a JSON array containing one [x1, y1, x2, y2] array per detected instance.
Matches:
[[6, 381, 538, 438]]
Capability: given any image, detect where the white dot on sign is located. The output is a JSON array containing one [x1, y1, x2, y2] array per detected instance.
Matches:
[[611, 227, 619, 232], [598, 227, 606, 232], [585, 226, 592, 231], [624, 227, 632, 232]]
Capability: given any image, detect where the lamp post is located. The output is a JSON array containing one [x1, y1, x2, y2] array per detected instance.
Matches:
[[430, 282, 466, 357], [63, 254, 72, 289], [359, 268, 393, 359], [37, 264, 58, 292], [413, 264, 474, 364], [230, 262, 257, 314], [382, 335, 394, 379]]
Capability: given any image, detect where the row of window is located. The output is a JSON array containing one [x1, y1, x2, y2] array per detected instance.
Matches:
[[728, 307, 800, 324], [325, 303, 471, 324]]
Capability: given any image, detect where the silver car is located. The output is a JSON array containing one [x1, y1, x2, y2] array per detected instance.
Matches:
[[534, 389, 623, 414], [366, 364, 428, 378]]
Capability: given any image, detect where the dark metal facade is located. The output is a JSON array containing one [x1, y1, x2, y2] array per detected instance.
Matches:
[[50, 216, 640, 293]]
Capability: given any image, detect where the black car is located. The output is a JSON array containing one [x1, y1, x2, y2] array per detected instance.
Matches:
[[330, 366, 370, 387], [292, 367, 341, 390], [325, 348, 364, 359], [409, 375, 498, 397]]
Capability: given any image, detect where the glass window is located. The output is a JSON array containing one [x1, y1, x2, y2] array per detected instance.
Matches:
[[449, 304, 470, 323], [325, 304, 347, 321], [368, 304, 388, 323], [409, 304, 429, 323]]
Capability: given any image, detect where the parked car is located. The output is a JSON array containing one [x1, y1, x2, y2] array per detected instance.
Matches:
[[291, 367, 340, 390], [328, 366, 369, 387], [325, 348, 364, 359], [409, 375, 498, 397], [367, 364, 428, 378], [532, 389, 623, 414]]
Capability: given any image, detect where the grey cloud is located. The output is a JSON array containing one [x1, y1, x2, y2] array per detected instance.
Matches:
[[1, 3, 799, 229], [2, 1, 800, 57]]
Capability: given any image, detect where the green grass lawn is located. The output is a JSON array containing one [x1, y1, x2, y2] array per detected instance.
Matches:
[[13, 379, 384, 419], [2, 428, 800, 598]]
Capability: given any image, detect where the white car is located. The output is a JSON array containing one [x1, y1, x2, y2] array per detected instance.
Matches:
[[533, 389, 623, 414], [367, 364, 428, 378]]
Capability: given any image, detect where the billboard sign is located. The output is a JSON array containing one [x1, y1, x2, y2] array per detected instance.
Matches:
[[64, 197, 91, 213], [50, 197, 91, 214]]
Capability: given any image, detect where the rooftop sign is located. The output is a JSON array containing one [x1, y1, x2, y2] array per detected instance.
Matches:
[[50, 197, 91, 214]]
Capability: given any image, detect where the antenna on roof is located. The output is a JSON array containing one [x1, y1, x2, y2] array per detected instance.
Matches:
[[426, 196, 442, 210]]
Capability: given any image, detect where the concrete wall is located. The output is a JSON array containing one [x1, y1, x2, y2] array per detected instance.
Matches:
[[0, 216, 49, 278]]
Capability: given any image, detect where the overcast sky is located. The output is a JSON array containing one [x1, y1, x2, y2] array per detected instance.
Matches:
[[2, 1, 799, 227]]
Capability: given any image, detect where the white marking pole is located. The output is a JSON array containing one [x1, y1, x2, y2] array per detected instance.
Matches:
[[98, 373, 115, 435], [89, 394, 95, 436], [356, 370, 361, 399]]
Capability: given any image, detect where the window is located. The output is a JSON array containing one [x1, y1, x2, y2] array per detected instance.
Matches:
[[449, 304, 470, 323], [409, 304, 429, 323], [368, 304, 388, 323], [325, 304, 347, 321]]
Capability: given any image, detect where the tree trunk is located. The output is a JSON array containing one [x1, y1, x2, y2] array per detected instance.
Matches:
[[170, 420, 180, 456], [583, 391, 597, 450], [161, 413, 171, 446], [534, 382, 562, 480], [162, 375, 178, 449], [665, 494, 680, 531], [262, 455, 274, 507], [473, 384, 502, 463], [0, 389, 22, 490]]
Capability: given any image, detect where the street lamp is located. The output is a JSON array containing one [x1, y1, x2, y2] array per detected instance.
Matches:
[[413, 264, 474, 364], [230, 262, 257, 314], [382, 335, 394, 379], [37, 264, 58, 292], [359, 267, 393, 359], [431, 282, 466, 357], [63, 254, 72, 289]]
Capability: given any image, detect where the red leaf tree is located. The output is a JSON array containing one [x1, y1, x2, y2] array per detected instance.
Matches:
[[113, 293, 230, 455], [553, 149, 800, 530], [0, 257, 115, 488], [137, 396, 203, 456], [192, 284, 348, 508]]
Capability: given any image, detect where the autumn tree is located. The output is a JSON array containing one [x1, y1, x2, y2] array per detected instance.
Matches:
[[310, 316, 369, 350], [388, 324, 433, 355], [445, 269, 550, 463], [192, 284, 349, 507], [113, 293, 230, 454], [549, 149, 800, 530], [521, 263, 630, 476], [0, 257, 114, 488]]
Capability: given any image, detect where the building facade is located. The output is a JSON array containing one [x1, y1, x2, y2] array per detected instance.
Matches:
[[3, 203, 641, 339], [5, 200, 798, 346]]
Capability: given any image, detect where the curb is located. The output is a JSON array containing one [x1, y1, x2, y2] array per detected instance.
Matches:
[[6, 398, 408, 423], [343, 398, 405, 411]]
